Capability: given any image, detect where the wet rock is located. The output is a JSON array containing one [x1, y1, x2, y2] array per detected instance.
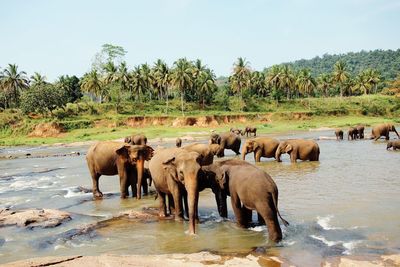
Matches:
[[119, 207, 160, 222], [0, 208, 71, 228]]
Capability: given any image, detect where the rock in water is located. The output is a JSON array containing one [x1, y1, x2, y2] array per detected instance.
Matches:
[[0, 208, 71, 228]]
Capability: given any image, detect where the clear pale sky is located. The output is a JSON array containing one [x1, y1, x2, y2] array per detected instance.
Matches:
[[1, 0, 399, 81]]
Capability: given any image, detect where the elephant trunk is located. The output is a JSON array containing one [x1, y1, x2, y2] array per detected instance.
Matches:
[[215, 190, 227, 218], [185, 177, 199, 235], [393, 126, 400, 138], [136, 158, 145, 199], [241, 147, 248, 160], [275, 148, 282, 162]]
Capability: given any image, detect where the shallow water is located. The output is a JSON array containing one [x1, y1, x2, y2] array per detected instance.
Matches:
[[0, 129, 399, 265]]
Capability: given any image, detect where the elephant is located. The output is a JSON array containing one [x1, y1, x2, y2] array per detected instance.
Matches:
[[209, 132, 241, 157], [86, 142, 154, 199], [148, 148, 204, 235], [176, 137, 182, 148], [347, 127, 358, 140], [230, 128, 243, 136], [128, 161, 152, 196], [275, 139, 320, 162], [182, 143, 219, 165], [242, 137, 280, 162], [201, 159, 289, 242], [243, 126, 257, 137], [371, 123, 400, 141], [387, 140, 400, 150], [124, 134, 147, 145], [356, 125, 365, 139], [335, 129, 344, 140]]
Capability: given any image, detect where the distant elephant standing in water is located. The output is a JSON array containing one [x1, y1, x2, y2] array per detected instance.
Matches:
[[371, 123, 400, 141], [347, 127, 358, 140], [124, 134, 148, 145], [176, 138, 182, 148], [356, 125, 365, 139], [242, 137, 280, 162], [209, 132, 241, 157], [387, 140, 400, 150], [335, 129, 344, 140], [201, 159, 289, 242], [86, 142, 154, 199], [230, 128, 243, 136], [243, 126, 257, 137], [275, 139, 320, 163]]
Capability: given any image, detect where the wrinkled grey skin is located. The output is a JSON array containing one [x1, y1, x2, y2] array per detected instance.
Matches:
[[335, 129, 344, 140], [86, 142, 153, 199], [149, 148, 203, 235], [347, 127, 358, 140], [275, 139, 320, 163], [209, 132, 241, 157], [202, 159, 289, 243], [243, 126, 257, 137], [387, 140, 400, 150], [371, 123, 400, 141], [176, 138, 182, 148], [124, 134, 148, 145]]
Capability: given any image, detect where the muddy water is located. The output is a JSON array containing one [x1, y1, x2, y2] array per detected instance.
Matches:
[[0, 129, 399, 265]]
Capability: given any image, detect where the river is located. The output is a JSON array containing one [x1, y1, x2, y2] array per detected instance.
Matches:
[[0, 129, 399, 266]]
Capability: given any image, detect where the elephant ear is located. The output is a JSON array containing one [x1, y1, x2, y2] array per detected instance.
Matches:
[[162, 156, 176, 166], [284, 144, 293, 153], [217, 136, 222, 144], [252, 140, 260, 151], [116, 145, 131, 160], [140, 145, 154, 161]]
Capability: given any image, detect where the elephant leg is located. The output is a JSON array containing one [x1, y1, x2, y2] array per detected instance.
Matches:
[[256, 202, 282, 243], [142, 176, 148, 196], [127, 167, 137, 198], [171, 187, 184, 221], [257, 212, 265, 225], [158, 192, 167, 217], [289, 152, 297, 163], [255, 150, 262, 162], [89, 169, 102, 198], [167, 194, 175, 215], [386, 133, 390, 140], [182, 190, 189, 219], [242, 207, 252, 224], [119, 174, 129, 199], [230, 193, 247, 227]]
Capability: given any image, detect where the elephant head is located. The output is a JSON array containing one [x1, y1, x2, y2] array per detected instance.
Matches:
[[241, 139, 260, 160], [209, 133, 221, 145], [116, 144, 154, 199], [387, 141, 393, 150], [275, 141, 292, 162], [162, 151, 203, 234], [208, 144, 220, 155], [124, 136, 132, 143], [387, 124, 400, 138]]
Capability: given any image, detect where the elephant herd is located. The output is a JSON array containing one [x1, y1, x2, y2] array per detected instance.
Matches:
[[85, 122, 398, 242]]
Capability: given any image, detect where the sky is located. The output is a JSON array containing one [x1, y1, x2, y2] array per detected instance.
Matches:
[[1, 0, 400, 81]]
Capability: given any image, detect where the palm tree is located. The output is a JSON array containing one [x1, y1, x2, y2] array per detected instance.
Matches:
[[296, 69, 316, 97], [80, 70, 103, 102], [352, 70, 372, 95], [250, 71, 267, 97], [140, 64, 153, 100], [332, 60, 350, 97], [364, 68, 381, 94], [0, 64, 29, 108], [171, 58, 193, 116], [317, 73, 332, 97], [130, 66, 144, 102], [197, 69, 216, 109], [30, 72, 47, 87], [152, 59, 171, 113], [230, 57, 251, 111], [278, 65, 294, 100]]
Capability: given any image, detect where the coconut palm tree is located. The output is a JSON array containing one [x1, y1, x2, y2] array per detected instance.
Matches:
[[80, 70, 103, 102], [364, 68, 381, 94], [30, 72, 47, 87], [352, 70, 372, 95], [278, 65, 294, 100], [140, 64, 153, 100], [250, 71, 267, 97], [197, 69, 216, 109], [152, 59, 171, 113], [130, 66, 146, 102], [296, 69, 316, 97], [0, 64, 29, 108], [230, 57, 251, 111], [317, 73, 332, 97], [332, 60, 350, 97], [171, 58, 193, 116]]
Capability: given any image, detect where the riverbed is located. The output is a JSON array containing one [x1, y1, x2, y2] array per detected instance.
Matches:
[[0, 129, 399, 266]]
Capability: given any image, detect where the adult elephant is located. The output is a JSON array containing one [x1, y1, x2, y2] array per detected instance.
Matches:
[[124, 134, 147, 145], [242, 137, 280, 162], [209, 132, 241, 157], [347, 127, 358, 140], [86, 142, 153, 199], [182, 143, 219, 165], [356, 125, 365, 139], [243, 126, 257, 137], [275, 139, 320, 162], [335, 129, 344, 140], [149, 148, 204, 235], [387, 140, 400, 150], [201, 159, 289, 242], [371, 123, 400, 141]]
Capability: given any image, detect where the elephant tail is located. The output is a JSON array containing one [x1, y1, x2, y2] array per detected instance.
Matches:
[[271, 192, 289, 227]]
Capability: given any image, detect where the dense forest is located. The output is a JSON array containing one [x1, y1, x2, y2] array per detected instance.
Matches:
[[0, 45, 399, 116]]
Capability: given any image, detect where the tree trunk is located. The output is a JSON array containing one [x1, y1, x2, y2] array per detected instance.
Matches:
[[165, 86, 169, 115], [181, 90, 184, 116]]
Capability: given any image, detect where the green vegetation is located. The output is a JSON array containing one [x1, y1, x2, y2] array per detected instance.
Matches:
[[1, 44, 400, 146]]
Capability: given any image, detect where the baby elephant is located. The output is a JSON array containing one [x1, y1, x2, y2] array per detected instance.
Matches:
[[243, 126, 257, 137], [124, 134, 147, 145], [176, 137, 182, 148], [335, 129, 343, 140], [242, 137, 280, 162], [275, 139, 320, 162], [387, 140, 400, 150], [202, 159, 289, 242]]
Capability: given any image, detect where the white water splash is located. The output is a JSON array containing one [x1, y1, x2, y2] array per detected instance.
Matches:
[[317, 215, 340, 230], [248, 225, 266, 232], [310, 235, 341, 246]]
